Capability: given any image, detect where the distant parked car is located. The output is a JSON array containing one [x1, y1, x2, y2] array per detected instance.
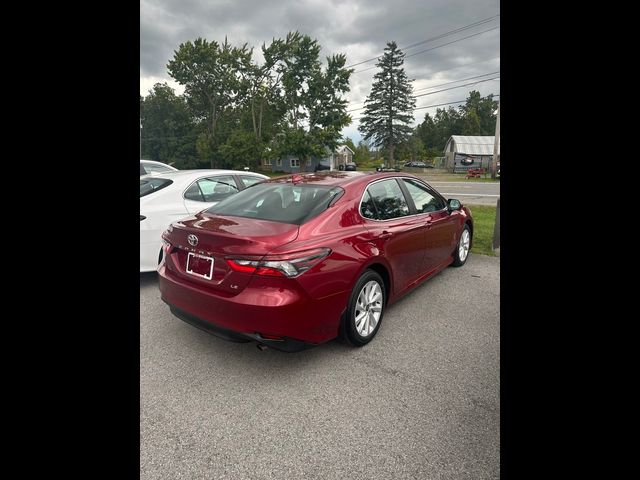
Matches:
[[315, 159, 331, 171], [344, 162, 357, 171], [404, 161, 428, 168], [376, 165, 401, 172], [140, 169, 268, 272], [140, 159, 178, 176]]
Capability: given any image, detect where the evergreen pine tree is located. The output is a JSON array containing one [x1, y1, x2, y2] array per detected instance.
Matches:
[[358, 41, 416, 167]]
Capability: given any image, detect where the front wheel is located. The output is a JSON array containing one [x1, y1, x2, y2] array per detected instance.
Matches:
[[341, 270, 386, 346], [451, 225, 471, 267]]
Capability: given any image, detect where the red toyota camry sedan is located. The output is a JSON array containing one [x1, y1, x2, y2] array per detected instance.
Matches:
[[158, 172, 473, 351]]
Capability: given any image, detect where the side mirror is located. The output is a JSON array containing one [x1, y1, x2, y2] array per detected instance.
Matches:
[[448, 198, 462, 212]]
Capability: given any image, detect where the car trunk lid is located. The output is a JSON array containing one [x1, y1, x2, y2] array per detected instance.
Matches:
[[162, 212, 299, 294]]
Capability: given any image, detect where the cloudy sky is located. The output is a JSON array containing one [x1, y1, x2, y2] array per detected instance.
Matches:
[[141, 0, 500, 143]]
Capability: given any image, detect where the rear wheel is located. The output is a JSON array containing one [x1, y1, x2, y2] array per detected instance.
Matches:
[[341, 270, 386, 346], [451, 225, 471, 267]]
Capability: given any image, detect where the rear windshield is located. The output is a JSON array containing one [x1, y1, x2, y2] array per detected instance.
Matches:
[[140, 178, 173, 197], [205, 183, 343, 225]]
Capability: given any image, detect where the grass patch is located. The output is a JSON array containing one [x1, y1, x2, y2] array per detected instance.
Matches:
[[467, 204, 497, 256]]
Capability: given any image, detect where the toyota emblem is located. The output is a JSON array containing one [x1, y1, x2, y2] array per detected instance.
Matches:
[[187, 234, 198, 246]]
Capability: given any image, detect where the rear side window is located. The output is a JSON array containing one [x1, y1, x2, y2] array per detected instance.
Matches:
[[240, 175, 264, 188], [363, 179, 410, 220], [143, 163, 174, 174], [360, 191, 378, 219], [184, 175, 238, 202], [402, 179, 445, 213], [140, 178, 173, 197], [206, 183, 343, 225]]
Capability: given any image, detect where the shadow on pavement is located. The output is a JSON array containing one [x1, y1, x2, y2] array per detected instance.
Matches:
[[140, 272, 158, 288]]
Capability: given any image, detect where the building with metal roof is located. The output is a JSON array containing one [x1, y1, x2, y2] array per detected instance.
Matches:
[[444, 135, 500, 173]]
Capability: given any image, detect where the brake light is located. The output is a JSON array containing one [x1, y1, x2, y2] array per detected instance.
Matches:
[[226, 248, 331, 278]]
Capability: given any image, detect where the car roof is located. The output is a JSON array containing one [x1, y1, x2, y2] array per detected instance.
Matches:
[[264, 171, 421, 189], [140, 159, 176, 167], [141, 169, 269, 187]]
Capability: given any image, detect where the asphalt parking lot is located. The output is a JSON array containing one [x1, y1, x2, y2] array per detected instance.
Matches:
[[140, 254, 500, 479]]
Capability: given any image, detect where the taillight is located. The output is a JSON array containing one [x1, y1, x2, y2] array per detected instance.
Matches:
[[226, 248, 331, 278], [161, 233, 174, 254]]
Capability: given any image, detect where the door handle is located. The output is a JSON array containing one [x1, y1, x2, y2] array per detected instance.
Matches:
[[379, 230, 393, 239]]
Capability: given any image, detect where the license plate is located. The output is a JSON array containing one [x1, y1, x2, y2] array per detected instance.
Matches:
[[186, 252, 214, 280]]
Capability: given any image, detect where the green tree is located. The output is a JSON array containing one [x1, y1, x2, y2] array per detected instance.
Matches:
[[462, 109, 481, 135], [354, 140, 371, 166], [358, 41, 416, 167], [396, 135, 427, 162], [140, 83, 199, 168], [433, 106, 463, 150], [343, 137, 357, 153], [167, 38, 253, 167], [459, 90, 498, 135], [218, 129, 263, 168], [272, 33, 352, 170]]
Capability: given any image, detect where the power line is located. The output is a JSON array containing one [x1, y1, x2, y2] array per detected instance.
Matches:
[[350, 95, 499, 121], [345, 14, 500, 68], [353, 26, 500, 74], [412, 71, 499, 94], [348, 76, 500, 112], [414, 76, 499, 98], [346, 58, 500, 107], [414, 94, 498, 112]]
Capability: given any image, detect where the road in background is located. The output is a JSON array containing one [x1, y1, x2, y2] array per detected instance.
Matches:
[[424, 180, 500, 206]]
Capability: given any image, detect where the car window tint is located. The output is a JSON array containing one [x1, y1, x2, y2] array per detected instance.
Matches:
[[402, 179, 445, 213], [195, 176, 238, 202], [240, 175, 263, 188], [183, 182, 204, 201], [366, 179, 410, 220], [360, 190, 378, 219], [140, 178, 173, 198]]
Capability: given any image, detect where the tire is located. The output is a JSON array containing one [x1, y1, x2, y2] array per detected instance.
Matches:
[[340, 270, 386, 346], [451, 224, 471, 267]]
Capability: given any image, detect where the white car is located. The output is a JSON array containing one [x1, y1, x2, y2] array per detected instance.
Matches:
[[140, 159, 178, 176], [140, 169, 269, 272]]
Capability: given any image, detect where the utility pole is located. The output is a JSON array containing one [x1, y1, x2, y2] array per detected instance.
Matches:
[[491, 100, 500, 179]]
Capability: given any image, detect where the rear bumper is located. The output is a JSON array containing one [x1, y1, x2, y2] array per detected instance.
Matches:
[[166, 304, 315, 352], [158, 264, 349, 348]]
